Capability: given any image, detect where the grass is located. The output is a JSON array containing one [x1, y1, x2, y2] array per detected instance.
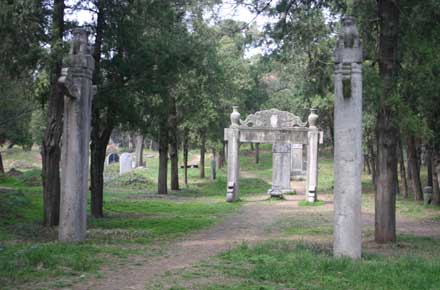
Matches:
[[2, 144, 440, 290], [298, 200, 325, 207], [205, 240, 440, 290], [0, 148, 250, 289], [155, 236, 440, 290]]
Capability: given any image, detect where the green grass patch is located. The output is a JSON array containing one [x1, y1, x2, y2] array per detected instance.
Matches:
[[285, 226, 332, 236], [298, 200, 325, 207], [205, 240, 440, 290]]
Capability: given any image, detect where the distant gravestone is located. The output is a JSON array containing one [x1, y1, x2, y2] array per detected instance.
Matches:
[[105, 153, 119, 165], [119, 153, 133, 175]]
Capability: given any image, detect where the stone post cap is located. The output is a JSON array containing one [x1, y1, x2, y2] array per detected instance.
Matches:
[[334, 16, 362, 64]]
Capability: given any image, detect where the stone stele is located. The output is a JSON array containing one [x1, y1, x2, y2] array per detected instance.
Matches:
[[333, 16, 363, 259], [58, 28, 95, 242]]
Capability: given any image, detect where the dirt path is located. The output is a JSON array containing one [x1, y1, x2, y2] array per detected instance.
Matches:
[[68, 194, 440, 290], [74, 196, 299, 290]]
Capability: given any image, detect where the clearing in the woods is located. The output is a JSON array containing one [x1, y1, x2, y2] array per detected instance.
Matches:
[[1, 145, 440, 290]]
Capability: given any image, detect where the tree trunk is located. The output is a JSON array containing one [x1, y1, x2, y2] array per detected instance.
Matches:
[[407, 135, 423, 200], [42, 0, 65, 227], [433, 152, 440, 205], [398, 137, 409, 199], [255, 143, 260, 164], [135, 134, 144, 167], [368, 139, 377, 189], [183, 130, 189, 186], [426, 145, 433, 187], [89, 0, 110, 219], [158, 123, 169, 194], [170, 133, 179, 191], [199, 131, 206, 178], [0, 151, 4, 174], [375, 0, 400, 243], [90, 126, 112, 218]]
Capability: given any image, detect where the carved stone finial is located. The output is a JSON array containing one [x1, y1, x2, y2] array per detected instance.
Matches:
[[338, 16, 360, 49], [230, 106, 241, 128], [308, 108, 318, 128], [70, 28, 90, 55]]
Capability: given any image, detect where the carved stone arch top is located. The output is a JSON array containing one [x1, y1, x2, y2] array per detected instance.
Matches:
[[240, 108, 307, 129]]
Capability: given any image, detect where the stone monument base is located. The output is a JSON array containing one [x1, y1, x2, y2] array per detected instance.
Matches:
[[267, 187, 292, 197]]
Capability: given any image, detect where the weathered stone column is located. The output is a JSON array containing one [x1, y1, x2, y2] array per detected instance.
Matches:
[[225, 106, 240, 202], [58, 29, 95, 242], [333, 17, 363, 259], [268, 143, 292, 196], [306, 109, 319, 202]]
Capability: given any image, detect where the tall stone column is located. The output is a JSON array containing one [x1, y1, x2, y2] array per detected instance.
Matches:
[[268, 143, 292, 196], [58, 29, 95, 242], [306, 109, 319, 202], [333, 17, 363, 259], [226, 106, 240, 202]]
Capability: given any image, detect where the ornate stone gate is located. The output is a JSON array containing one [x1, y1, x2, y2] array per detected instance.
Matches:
[[224, 107, 320, 202]]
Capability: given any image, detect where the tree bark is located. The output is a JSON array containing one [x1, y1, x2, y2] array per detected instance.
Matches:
[[90, 0, 111, 219], [426, 145, 433, 187], [255, 143, 260, 164], [90, 126, 112, 218], [158, 122, 169, 194], [407, 135, 423, 200], [169, 134, 179, 190], [368, 139, 377, 189], [169, 99, 179, 191], [42, 0, 65, 227], [0, 151, 4, 174], [433, 152, 440, 205], [199, 131, 206, 178], [183, 129, 189, 186], [375, 0, 400, 243], [398, 137, 409, 199], [135, 134, 144, 167]]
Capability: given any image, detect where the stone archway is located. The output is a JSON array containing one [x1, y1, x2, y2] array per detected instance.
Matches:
[[224, 107, 321, 202]]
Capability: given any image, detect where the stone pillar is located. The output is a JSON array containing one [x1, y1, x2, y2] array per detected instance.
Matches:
[[333, 17, 363, 259], [268, 143, 292, 196], [226, 106, 240, 202], [306, 109, 319, 202], [58, 28, 95, 242], [291, 144, 305, 179]]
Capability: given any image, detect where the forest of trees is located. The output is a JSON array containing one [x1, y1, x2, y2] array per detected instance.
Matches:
[[0, 0, 439, 245]]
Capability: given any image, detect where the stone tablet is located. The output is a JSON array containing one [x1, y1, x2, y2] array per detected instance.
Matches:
[[268, 143, 292, 196], [291, 144, 305, 178], [119, 153, 133, 175]]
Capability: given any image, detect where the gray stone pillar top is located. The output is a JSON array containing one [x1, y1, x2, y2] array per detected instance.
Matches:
[[333, 16, 362, 64], [58, 28, 95, 99]]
